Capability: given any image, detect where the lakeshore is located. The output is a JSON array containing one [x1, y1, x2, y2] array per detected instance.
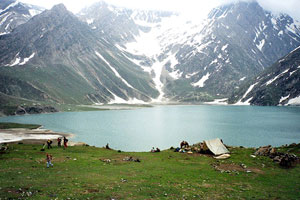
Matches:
[[0, 123, 76, 146]]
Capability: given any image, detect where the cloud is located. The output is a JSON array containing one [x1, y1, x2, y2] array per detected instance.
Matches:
[[20, 0, 300, 20], [256, 0, 300, 20], [217, 0, 300, 20]]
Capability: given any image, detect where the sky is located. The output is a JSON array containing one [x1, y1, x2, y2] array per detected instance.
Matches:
[[20, 0, 300, 20]]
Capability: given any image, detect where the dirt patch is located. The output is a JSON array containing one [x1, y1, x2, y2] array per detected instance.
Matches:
[[214, 163, 264, 174], [201, 183, 213, 188], [247, 167, 264, 174], [82, 189, 100, 194]]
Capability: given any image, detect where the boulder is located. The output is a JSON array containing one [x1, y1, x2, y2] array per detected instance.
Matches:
[[279, 154, 299, 168], [254, 145, 272, 156]]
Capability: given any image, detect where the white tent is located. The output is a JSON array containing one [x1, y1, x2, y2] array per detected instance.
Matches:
[[203, 138, 230, 156]]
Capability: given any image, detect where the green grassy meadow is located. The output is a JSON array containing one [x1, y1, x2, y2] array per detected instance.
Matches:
[[0, 143, 299, 199]]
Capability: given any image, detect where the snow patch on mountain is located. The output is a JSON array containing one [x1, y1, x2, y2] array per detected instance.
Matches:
[[86, 18, 94, 25], [256, 39, 265, 51], [266, 68, 289, 85], [151, 60, 165, 101], [235, 82, 258, 105], [192, 72, 210, 88], [28, 9, 41, 17], [19, 53, 35, 65], [0, 12, 11, 26], [204, 98, 228, 105], [0, 1, 19, 14], [287, 96, 300, 105], [6, 52, 35, 66], [279, 94, 290, 104], [95, 51, 134, 89]]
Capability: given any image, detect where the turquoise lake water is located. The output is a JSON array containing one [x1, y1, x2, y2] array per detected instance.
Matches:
[[0, 105, 300, 151]]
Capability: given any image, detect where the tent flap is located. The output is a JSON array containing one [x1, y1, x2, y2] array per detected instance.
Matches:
[[204, 138, 229, 156]]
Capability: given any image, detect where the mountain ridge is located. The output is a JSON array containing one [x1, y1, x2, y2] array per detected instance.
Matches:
[[229, 45, 300, 106], [0, 0, 299, 107]]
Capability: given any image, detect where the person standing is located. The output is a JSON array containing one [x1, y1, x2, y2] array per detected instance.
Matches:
[[47, 139, 53, 149], [57, 137, 62, 147], [46, 153, 53, 168], [63, 137, 68, 149]]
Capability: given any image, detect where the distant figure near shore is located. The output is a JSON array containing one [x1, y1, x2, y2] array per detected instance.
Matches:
[[63, 137, 68, 149], [151, 147, 155, 152], [46, 153, 53, 168], [180, 141, 189, 149], [47, 139, 52, 149], [150, 147, 161, 153], [57, 137, 62, 147], [106, 143, 110, 149]]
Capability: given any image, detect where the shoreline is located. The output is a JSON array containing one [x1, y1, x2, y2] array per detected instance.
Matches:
[[1, 103, 300, 118], [0, 128, 86, 146]]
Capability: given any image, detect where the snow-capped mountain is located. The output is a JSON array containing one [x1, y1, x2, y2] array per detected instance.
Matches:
[[78, 1, 300, 102], [1, 0, 300, 106], [229, 46, 300, 106], [0, 0, 44, 35], [0, 4, 158, 105], [78, 1, 175, 45]]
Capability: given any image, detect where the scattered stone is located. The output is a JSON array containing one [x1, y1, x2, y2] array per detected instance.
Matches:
[[270, 148, 277, 154], [250, 155, 256, 158], [102, 159, 111, 163], [123, 156, 141, 162], [240, 164, 247, 169], [279, 154, 299, 168], [255, 145, 299, 168]]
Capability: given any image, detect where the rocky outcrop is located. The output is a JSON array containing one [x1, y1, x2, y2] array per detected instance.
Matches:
[[254, 145, 299, 168], [15, 106, 58, 115]]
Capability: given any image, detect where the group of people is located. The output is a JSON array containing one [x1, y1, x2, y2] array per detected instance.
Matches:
[[44, 136, 69, 168], [57, 136, 68, 149], [151, 147, 161, 153], [45, 136, 68, 149]]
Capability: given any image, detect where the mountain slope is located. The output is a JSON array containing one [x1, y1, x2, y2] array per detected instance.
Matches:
[[0, 4, 158, 104], [1, 1, 300, 105], [0, 0, 43, 35], [229, 46, 300, 106], [79, 1, 300, 102], [78, 1, 175, 45]]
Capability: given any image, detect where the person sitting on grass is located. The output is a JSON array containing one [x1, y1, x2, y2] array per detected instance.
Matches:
[[46, 153, 53, 168], [151, 147, 155, 152]]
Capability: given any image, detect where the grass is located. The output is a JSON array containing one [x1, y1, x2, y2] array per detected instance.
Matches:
[[0, 122, 41, 129], [0, 144, 299, 199]]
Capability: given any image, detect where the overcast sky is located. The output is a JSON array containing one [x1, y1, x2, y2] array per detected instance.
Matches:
[[20, 0, 300, 20]]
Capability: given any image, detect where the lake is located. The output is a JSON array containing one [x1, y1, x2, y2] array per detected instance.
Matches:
[[0, 105, 300, 151]]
